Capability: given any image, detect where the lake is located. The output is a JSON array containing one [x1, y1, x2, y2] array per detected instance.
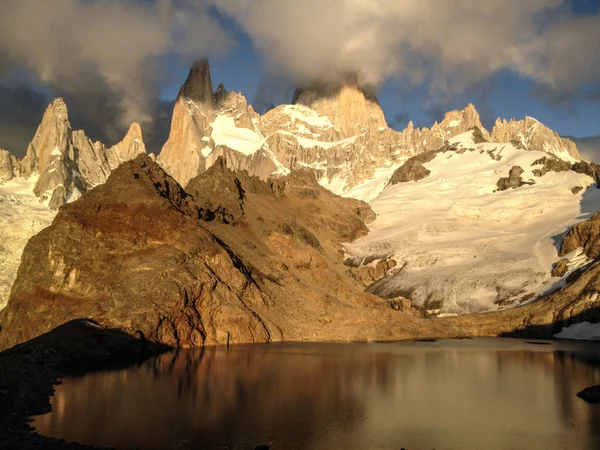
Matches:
[[33, 338, 600, 450]]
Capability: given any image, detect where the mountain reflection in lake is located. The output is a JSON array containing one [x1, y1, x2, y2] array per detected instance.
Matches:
[[33, 339, 600, 450]]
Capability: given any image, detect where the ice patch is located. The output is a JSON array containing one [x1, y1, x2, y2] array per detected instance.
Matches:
[[201, 146, 212, 158], [554, 322, 600, 341], [0, 176, 56, 310], [282, 105, 334, 128], [211, 115, 267, 155]]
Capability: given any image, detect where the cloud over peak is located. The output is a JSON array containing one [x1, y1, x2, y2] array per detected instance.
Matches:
[[0, 0, 598, 155]]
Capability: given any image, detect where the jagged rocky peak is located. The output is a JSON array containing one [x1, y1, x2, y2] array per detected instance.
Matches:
[[179, 58, 214, 104], [9, 96, 147, 208], [214, 82, 228, 106], [292, 76, 387, 138], [158, 59, 268, 187], [439, 103, 485, 133], [0, 149, 21, 183], [491, 115, 581, 161], [107, 122, 147, 170], [20, 97, 72, 178]]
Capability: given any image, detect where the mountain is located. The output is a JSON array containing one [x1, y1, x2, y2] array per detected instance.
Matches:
[[158, 61, 583, 204], [1, 59, 596, 346], [345, 129, 598, 315], [158, 62, 509, 197], [158, 59, 272, 187], [292, 80, 388, 138], [1, 154, 599, 350], [6, 98, 147, 208]]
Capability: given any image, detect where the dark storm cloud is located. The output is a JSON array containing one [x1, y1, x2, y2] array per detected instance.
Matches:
[[0, 84, 50, 155], [0, 0, 231, 154]]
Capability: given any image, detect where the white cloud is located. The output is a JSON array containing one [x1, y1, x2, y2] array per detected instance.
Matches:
[[213, 0, 600, 98]]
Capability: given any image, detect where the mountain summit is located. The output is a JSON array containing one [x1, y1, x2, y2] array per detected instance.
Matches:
[[179, 58, 214, 104], [292, 79, 387, 138]]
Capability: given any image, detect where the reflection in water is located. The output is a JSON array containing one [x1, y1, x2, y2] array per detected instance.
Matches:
[[34, 339, 600, 450]]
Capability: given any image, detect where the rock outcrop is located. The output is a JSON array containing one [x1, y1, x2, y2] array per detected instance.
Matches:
[[551, 259, 569, 277], [387, 151, 437, 185], [496, 166, 533, 191], [531, 156, 572, 177], [0, 155, 405, 349], [0, 150, 20, 183], [560, 212, 600, 259], [572, 160, 600, 184], [492, 116, 580, 161]]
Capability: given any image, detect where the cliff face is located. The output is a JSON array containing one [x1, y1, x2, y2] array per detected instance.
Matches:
[[292, 82, 388, 138]]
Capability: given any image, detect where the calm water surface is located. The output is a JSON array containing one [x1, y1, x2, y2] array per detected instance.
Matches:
[[33, 338, 600, 450]]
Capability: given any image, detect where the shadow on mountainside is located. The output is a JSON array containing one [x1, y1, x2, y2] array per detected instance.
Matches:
[[0, 319, 171, 449], [499, 306, 600, 339]]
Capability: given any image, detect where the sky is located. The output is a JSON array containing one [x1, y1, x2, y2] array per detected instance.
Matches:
[[0, 0, 599, 158]]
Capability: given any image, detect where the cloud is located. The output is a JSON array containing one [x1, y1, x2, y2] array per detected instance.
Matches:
[[213, 0, 600, 98], [1, 0, 599, 156], [0, 0, 231, 153], [570, 135, 600, 162]]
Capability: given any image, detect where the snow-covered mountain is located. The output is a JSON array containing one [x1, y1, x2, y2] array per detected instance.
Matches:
[[157, 60, 582, 197], [0, 59, 590, 319], [0, 176, 56, 310], [344, 129, 598, 316]]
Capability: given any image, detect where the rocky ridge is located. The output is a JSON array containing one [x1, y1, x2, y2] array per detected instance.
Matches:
[[157, 61, 581, 197], [0, 155, 394, 349], [492, 116, 580, 161]]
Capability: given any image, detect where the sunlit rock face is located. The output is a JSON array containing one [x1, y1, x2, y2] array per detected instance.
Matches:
[[158, 59, 274, 187], [492, 116, 581, 161], [0, 149, 20, 183], [11, 98, 147, 209]]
